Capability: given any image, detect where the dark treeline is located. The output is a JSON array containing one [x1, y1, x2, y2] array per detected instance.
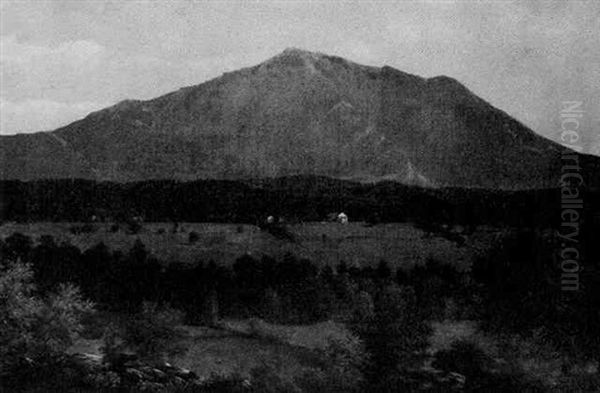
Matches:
[[0, 231, 390, 323], [1, 230, 444, 327], [3, 176, 598, 229]]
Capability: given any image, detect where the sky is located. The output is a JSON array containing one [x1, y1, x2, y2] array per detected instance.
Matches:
[[1, 0, 599, 154]]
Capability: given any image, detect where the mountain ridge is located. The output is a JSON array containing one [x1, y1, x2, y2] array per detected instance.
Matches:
[[1, 48, 598, 189]]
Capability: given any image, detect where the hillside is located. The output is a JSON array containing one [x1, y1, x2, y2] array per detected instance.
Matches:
[[2, 48, 599, 188]]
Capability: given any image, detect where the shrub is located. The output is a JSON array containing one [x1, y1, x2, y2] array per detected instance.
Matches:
[[188, 231, 200, 244], [249, 360, 302, 393], [305, 334, 366, 393], [0, 259, 94, 384], [116, 302, 188, 365], [197, 373, 249, 393], [69, 223, 96, 235], [3, 232, 33, 261], [127, 220, 142, 234], [359, 284, 431, 390], [433, 340, 547, 392], [432, 340, 491, 378]]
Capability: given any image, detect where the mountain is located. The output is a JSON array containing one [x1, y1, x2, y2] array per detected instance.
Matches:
[[1, 48, 598, 188]]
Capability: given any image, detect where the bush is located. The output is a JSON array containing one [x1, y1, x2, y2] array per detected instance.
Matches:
[[115, 302, 188, 365], [127, 220, 142, 234], [432, 340, 491, 378], [3, 232, 33, 261], [309, 334, 365, 392], [249, 361, 302, 393], [433, 340, 547, 392], [69, 223, 96, 235], [197, 373, 249, 393], [0, 259, 94, 385], [359, 284, 431, 390], [188, 231, 200, 244]]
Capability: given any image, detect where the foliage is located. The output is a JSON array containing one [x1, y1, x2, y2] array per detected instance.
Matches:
[[188, 231, 200, 243], [117, 302, 188, 364], [0, 258, 94, 384], [358, 284, 432, 392], [2, 232, 33, 261], [248, 332, 366, 393], [301, 334, 365, 393], [3, 177, 587, 230], [69, 223, 96, 234], [472, 229, 600, 358], [432, 340, 492, 378], [432, 340, 547, 392], [249, 360, 302, 393]]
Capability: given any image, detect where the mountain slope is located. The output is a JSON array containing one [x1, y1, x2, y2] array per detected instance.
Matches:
[[1, 48, 598, 188]]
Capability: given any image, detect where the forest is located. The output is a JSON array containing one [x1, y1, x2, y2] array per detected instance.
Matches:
[[3, 176, 598, 229], [2, 226, 600, 392]]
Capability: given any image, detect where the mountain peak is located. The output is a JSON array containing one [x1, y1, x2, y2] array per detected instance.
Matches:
[[256, 47, 326, 74], [1, 49, 591, 188], [271, 47, 323, 62], [281, 47, 316, 55]]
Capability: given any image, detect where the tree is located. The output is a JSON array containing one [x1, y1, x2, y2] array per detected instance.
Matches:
[[376, 260, 392, 282], [188, 231, 200, 244], [352, 291, 375, 324], [360, 284, 431, 392], [3, 232, 33, 261], [117, 302, 187, 365], [0, 259, 93, 380], [300, 333, 366, 393]]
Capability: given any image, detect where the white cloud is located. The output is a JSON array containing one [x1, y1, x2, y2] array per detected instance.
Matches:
[[0, 35, 105, 102], [0, 98, 105, 134], [0, 35, 109, 133], [0, 35, 104, 73], [1, 35, 104, 64]]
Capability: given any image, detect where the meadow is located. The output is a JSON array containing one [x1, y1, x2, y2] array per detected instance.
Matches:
[[0, 221, 493, 269]]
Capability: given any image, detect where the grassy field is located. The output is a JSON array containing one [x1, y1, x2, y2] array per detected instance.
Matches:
[[70, 318, 352, 380], [70, 316, 583, 388], [0, 221, 499, 269]]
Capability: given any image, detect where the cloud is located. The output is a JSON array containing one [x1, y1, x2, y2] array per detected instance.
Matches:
[[0, 98, 105, 134], [1, 35, 104, 64], [0, 35, 105, 101]]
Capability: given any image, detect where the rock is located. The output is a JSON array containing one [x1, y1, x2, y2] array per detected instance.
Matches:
[[139, 381, 163, 391], [446, 371, 466, 388], [150, 368, 168, 381], [124, 367, 144, 381]]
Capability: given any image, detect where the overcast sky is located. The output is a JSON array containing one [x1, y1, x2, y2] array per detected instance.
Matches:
[[1, 0, 599, 153]]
